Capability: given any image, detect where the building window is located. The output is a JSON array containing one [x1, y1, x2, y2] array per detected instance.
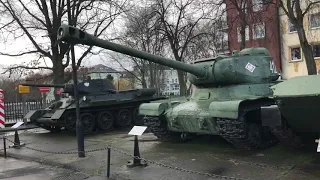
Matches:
[[237, 26, 249, 42], [288, 19, 297, 32], [252, 0, 263, 12], [309, 13, 320, 29], [237, 1, 248, 14], [290, 47, 301, 61], [253, 23, 265, 39], [312, 44, 320, 58]]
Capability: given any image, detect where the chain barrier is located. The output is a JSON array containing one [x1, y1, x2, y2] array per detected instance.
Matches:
[[4, 138, 248, 180], [2, 137, 298, 180]]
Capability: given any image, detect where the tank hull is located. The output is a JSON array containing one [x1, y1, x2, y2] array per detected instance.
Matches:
[[140, 83, 279, 150], [270, 75, 320, 148], [25, 90, 166, 134], [276, 96, 320, 133]]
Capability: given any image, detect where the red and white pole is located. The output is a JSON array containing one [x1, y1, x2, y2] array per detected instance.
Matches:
[[0, 89, 5, 128]]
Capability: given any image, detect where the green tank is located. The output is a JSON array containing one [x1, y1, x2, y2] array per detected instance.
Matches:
[[268, 75, 320, 149], [57, 24, 281, 150], [23, 79, 166, 134]]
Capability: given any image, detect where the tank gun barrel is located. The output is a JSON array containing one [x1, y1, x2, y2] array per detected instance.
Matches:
[[57, 24, 206, 78], [20, 83, 66, 88]]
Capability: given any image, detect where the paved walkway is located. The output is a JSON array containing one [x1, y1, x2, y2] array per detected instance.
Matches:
[[0, 157, 107, 180], [0, 128, 320, 180]]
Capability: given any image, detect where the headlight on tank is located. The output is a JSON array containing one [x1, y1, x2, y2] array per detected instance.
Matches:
[[83, 96, 86, 101]]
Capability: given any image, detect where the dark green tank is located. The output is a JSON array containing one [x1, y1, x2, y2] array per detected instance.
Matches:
[[56, 24, 282, 150], [268, 75, 320, 149], [23, 79, 166, 134]]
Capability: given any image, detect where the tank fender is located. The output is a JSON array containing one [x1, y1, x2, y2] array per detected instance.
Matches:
[[208, 100, 243, 119], [51, 109, 66, 120], [209, 99, 281, 126], [139, 102, 168, 116], [139, 101, 181, 116], [24, 110, 44, 120], [261, 105, 282, 127]]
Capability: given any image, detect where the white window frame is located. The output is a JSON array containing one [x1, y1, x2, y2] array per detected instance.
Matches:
[[237, 26, 249, 42], [252, 23, 265, 39], [309, 12, 320, 29], [290, 47, 302, 62], [252, 0, 263, 12]]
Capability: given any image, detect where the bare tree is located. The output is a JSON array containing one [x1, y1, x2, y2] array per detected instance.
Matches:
[[278, 0, 320, 75], [0, 0, 128, 99], [107, 4, 167, 93], [147, 0, 218, 96]]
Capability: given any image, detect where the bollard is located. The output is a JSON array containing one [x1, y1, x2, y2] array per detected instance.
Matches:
[[3, 137, 6, 158], [107, 148, 111, 178], [0, 89, 5, 129], [127, 135, 147, 168]]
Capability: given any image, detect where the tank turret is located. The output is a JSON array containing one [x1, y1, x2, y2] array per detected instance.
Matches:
[[57, 24, 280, 87]]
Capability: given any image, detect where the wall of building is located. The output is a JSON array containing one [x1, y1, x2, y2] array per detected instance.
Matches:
[[159, 69, 180, 96], [226, 0, 281, 72], [279, 5, 320, 79]]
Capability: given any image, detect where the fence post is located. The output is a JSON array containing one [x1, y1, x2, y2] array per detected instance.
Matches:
[[107, 148, 111, 178], [0, 89, 5, 129], [3, 137, 6, 158], [22, 95, 27, 126]]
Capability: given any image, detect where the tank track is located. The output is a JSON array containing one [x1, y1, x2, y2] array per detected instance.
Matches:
[[216, 101, 278, 151], [269, 122, 304, 150], [144, 116, 181, 141]]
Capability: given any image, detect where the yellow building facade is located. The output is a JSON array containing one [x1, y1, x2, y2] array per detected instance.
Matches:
[[280, 1, 320, 79]]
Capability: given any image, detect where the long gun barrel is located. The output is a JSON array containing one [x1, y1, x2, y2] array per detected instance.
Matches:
[[57, 24, 206, 78], [20, 83, 66, 88]]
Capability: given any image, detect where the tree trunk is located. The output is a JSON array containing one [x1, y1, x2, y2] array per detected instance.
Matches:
[[52, 59, 65, 100], [240, 14, 246, 50], [149, 63, 155, 88], [296, 26, 317, 75], [141, 71, 147, 88], [177, 71, 187, 96]]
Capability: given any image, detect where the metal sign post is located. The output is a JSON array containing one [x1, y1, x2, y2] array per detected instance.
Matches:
[[127, 126, 148, 167], [66, 0, 85, 158], [18, 85, 30, 126]]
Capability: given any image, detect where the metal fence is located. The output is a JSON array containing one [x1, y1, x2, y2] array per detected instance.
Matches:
[[4, 100, 53, 125]]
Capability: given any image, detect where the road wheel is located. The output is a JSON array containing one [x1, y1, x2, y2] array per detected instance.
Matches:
[[116, 109, 132, 127], [132, 107, 144, 125], [80, 113, 95, 134], [97, 111, 114, 131], [64, 112, 76, 132]]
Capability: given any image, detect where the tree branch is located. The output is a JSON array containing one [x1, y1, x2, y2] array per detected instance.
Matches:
[[0, 50, 39, 57], [0, 0, 52, 58], [2, 65, 53, 75], [303, 1, 320, 16]]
